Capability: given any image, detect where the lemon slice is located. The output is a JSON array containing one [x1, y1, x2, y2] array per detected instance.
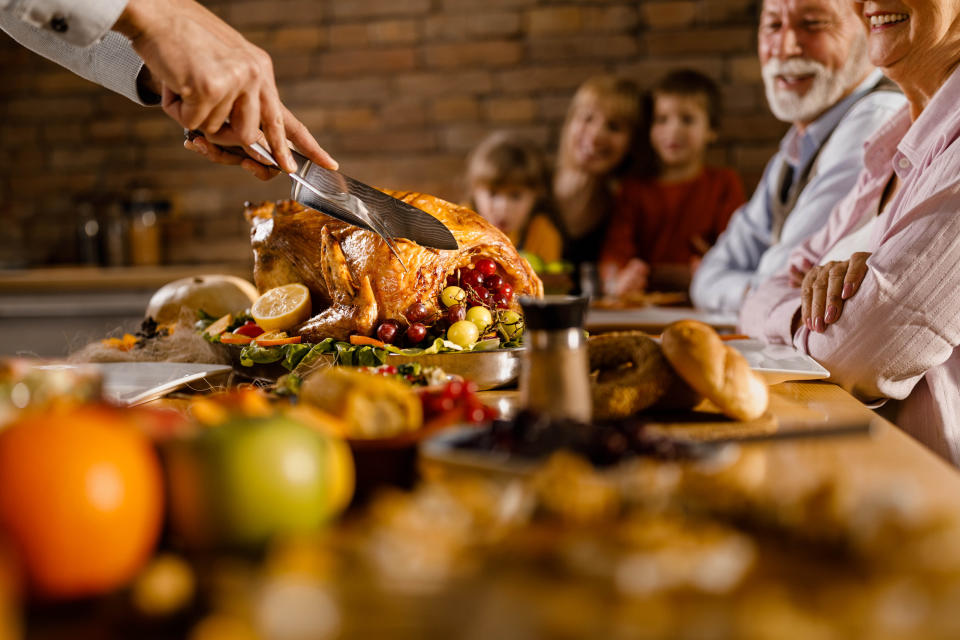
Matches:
[[251, 283, 312, 331]]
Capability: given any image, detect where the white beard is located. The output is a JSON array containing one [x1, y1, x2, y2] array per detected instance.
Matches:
[[762, 35, 868, 124]]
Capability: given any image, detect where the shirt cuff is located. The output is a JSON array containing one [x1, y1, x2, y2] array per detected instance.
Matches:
[[8, 0, 128, 48], [93, 31, 159, 105], [768, 300, 800, 345]]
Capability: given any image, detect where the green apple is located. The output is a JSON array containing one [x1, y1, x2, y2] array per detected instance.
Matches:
[[165, 415, 354, 549]]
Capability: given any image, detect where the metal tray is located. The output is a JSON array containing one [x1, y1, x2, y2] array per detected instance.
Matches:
[[223, 344, 522, 390], [382, 347, 522, 390]]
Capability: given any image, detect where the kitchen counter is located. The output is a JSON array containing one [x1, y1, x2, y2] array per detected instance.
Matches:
[[0, 264, 253, 293], [0, 264, 254, 357]]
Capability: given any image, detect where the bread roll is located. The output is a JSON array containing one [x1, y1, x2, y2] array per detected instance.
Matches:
[[660, 320, 768, 421], [588, 332, 700, 419]]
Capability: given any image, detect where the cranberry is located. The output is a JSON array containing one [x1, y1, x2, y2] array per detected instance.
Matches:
[[484, 274, 504, 291], [406, 302, 432, 324], [443, 380, 465, 398], [406, 322, 428, 345], [461, 268, 485, 290], [474, 258, 497, 276], [467, 406, 489, 423], [428, 395, 456, 414], [376, 320, 400, 344]]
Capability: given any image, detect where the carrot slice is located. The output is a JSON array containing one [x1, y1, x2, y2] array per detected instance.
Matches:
[[349, 334, 386, 348], [254, 335, 302, 346]]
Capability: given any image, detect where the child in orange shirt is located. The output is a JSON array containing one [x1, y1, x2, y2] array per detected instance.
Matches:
[[600, 69, 745, 295], [465, 131, 562, 263]]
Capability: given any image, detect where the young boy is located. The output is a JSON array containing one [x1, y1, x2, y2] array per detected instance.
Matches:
[[600, 69, 745, 296], [465, 131, 562, 263]]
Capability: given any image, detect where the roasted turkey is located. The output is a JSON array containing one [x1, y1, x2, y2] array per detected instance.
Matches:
[[245, 191, 543, 341]]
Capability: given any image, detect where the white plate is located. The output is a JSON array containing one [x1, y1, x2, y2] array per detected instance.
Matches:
[[38, 362, 233, 406], [585, 306, 739, 332], [726, 339, 829, 385]]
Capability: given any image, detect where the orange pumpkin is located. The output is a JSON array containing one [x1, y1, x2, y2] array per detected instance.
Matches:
[[0, 404, 164, 599]]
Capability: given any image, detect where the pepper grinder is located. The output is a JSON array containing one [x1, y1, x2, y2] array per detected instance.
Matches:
[[518, 295, 592, 422]]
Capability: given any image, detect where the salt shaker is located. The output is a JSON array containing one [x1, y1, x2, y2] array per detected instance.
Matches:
[[518, 295, 592, 422]]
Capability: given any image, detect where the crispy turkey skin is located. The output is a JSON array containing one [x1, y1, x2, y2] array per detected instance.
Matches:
[[246, 190, 543, 341]]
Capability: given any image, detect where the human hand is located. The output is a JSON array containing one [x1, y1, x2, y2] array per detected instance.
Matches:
[[601, 259, 649, 298], [800, 252, 870, 333], [114, 0, 336, 175], [788, 256, 814, 288], [182, 133, 279, 181]]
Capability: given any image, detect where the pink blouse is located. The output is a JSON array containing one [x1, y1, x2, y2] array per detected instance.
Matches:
[[740, 67, 960, 464]]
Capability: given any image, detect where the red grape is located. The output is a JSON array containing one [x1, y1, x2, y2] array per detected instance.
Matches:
[[467, 285, 491, 307], [493, 291, 512, 309], [474, 258, 497, 276], [376, 321, 399, 344], [498, 283, 514, 299], [446, 272, 459, 287], [461, 268, 485, 290], [445, 305, 466, 325], [406, 322, 428, 344], [406, 302, 432, 324], [484, 274, 504, 291]]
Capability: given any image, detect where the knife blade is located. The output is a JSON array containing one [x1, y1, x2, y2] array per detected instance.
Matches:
[[184, 131, 459, 259], [289, 151, 459, 251]]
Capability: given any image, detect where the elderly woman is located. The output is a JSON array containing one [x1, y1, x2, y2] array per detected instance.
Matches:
[[740, 0, 960, 463]]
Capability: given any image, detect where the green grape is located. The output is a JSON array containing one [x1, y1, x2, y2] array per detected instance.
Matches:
[[498, 310, 524, 340], [465, 306, 493, 332], [447, 320, 480, 348], [440, 285, 466, 308]]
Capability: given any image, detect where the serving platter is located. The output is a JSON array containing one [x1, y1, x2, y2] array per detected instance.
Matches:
[[380, 347, 522, 390], [37, 362, 233, 406], [222, 342, 522, 391]]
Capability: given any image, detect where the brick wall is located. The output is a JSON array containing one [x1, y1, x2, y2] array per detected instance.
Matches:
[[0, 0, 787, 268]]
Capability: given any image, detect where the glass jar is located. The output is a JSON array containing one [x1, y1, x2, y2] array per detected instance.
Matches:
[[518, 295, 591, 422], [127, 189, 162, 266]]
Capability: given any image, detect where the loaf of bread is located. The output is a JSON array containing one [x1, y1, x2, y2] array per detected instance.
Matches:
[[660, 320, 768, 421]]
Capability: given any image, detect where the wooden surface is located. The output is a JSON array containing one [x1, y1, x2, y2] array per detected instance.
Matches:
[[24, 381, 960, 639], [0, 264, 253, 293]]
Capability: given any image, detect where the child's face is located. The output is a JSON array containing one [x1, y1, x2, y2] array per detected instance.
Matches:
[[650, 93, 717, 172], [473, 184, 538, 234], [565, 97, 634, 176]]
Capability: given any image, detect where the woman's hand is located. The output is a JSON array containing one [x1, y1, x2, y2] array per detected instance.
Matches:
[[601, 259, 649, 298], [800, 252, 870, 332], [789, 257, 814, 287]]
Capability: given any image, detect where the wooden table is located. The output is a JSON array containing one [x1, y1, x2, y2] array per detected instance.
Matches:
[[26, 381, 960, 639], [585, 305, 739, 333]]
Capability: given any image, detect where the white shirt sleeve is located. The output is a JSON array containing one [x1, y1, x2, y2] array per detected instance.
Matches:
[[690, 90, 906, 313], [690, 156, 778, 311], [0, 8, 156, 105], [1, 0, 127, 47]]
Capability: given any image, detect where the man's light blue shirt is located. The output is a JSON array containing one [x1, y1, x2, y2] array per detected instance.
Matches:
[[690, 70, 906, 312]]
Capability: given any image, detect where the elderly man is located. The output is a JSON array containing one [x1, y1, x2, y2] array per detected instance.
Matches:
[[689, 0, 904, 312]]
